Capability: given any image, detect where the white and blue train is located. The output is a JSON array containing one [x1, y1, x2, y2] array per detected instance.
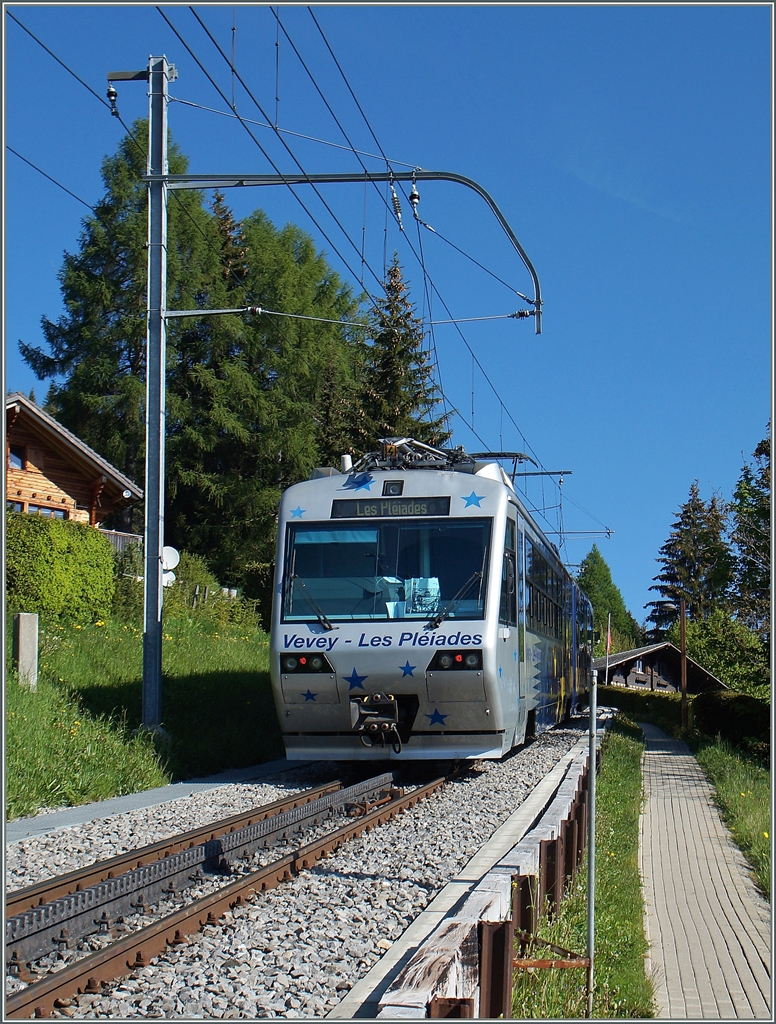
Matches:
[[270, 438, 593, 760]]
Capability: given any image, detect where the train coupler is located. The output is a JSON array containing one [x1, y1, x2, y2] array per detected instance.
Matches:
[[350, 693, 402, 753]]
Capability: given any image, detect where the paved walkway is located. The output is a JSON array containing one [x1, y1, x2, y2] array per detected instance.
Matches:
[[638, 723, 771, 1019]]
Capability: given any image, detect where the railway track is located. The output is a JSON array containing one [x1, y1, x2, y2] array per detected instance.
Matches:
[[5, 771, 450, 1019]]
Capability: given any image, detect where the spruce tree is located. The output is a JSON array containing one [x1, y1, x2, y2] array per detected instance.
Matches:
[[19, 120, 215, 532], [576, 544, 642, 654], [359, 255, 449, 451], [729, 425, 770, 643], [646, 481, 735, 636]]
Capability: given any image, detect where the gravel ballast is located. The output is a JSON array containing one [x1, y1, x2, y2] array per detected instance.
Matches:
[[5, 726, 583, 1018]]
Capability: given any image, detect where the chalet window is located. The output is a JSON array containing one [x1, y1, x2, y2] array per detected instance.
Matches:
[[9, 446, 24, 470], [27, 504, 66, 519], [7, 500, 24, 512]]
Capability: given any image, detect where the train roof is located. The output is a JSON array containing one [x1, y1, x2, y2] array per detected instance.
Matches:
[[310, 437, 539, 492], [303, 438, 573, 563]]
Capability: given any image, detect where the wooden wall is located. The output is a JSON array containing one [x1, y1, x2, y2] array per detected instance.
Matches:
[[6, 421, 114, 526]]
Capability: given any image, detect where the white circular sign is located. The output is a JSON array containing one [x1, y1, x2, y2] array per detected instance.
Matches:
[[162, 546, 180, 571]]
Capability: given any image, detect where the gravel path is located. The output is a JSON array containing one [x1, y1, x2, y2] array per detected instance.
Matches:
[[6, 727, 582, 1018]]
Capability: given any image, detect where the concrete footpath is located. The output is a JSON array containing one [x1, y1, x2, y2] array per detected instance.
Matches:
[[638, 723, 771, 1019], [4, 759, 294, 844]]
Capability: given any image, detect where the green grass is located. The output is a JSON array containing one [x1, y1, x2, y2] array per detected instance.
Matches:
[[512, 719, 654, 1018], [6, 669, 168, 820], [5, 613, 284, 820], [691, 737, 771, 900]]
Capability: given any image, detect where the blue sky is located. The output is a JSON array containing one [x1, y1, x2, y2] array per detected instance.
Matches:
[[3, 3, 772, 623]]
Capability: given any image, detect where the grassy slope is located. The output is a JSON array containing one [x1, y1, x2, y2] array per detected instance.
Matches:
[[6, 614, 282, 820]]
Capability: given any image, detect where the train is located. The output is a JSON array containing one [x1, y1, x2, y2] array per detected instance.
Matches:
[[269, 438, 594, 760]]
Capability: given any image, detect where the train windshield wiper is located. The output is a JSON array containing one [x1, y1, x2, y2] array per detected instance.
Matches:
[[290, 575, 335, 632], [428, 571, 483, 630]]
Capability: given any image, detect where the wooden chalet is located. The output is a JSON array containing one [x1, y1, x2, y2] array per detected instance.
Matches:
[[593, 642, 727, 694], [5, 393, 143, 529]]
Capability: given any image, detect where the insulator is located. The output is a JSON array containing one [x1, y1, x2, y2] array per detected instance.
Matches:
[[390, 184, 403, 228], [409, 184, 420, 217]]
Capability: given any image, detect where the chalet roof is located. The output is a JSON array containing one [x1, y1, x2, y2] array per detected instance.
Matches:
[[593, 641, 727, 693], [6, 392, 143, 504]]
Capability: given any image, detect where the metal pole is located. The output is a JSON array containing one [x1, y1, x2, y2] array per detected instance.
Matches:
[[680, 597, 687, 731], [142, 56, 170, 729], [586, 668, 598, 1018]]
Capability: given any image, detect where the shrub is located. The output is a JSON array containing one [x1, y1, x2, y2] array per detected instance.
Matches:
[[598, 684, 685, 736], [691, 690, 770, 748], [110, 549, 260, 628], [112, 543, 145, 624], [6, 512, 114, 622], [160, 552, 259, 628], [241, 561, 274, 630]]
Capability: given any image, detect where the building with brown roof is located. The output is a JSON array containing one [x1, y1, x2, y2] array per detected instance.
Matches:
[[593, 642, 727, 694], [5, 392, 142, 529]]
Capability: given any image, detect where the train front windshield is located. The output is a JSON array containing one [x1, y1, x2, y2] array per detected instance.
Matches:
[[284, 519, 491, 622]]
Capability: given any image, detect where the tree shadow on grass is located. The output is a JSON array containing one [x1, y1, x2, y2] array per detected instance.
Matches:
[[68, 669, 284, 781]]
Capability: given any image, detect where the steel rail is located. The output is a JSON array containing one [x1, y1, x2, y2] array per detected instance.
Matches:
[[5, 774, 449, 1019], [6, 779, 343, 919], [6, 775, 394, 965]]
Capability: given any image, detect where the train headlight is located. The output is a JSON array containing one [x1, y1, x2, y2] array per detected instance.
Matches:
[[428, 649, 483, 671], [281, 652, 333, 674]]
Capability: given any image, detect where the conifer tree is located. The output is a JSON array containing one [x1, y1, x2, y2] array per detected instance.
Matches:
[[729, 425, 770, 643], [646, 481, 735, 636], [576, 544, 642, 654], [359, 255, 449, 451], [19, 120, 215, 531], [165, 209, 359, 580]]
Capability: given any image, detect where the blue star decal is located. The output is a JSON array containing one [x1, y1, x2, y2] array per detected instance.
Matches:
[[425, 708, 448, 726], [400, 660, 417, 677], [302, 690, 318, 701], [344, 667, 367, 691], [290, 506, 306, 519], [462, 491, 485, 508], [342, 472, 374, 492]]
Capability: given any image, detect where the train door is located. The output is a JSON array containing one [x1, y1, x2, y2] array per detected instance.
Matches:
[[515, 517, 529, 743], [571, 584, 579, 713], [498, 513, 520, 749]]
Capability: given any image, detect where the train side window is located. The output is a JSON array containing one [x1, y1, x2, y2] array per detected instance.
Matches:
[[499, 518, 517, 626]]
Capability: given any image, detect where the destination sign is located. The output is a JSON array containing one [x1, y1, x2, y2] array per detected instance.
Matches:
[[331, 496, 451, 519]]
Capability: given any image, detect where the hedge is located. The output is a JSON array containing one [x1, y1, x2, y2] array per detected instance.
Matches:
[[6, 512, 115, 622], [598, 684, 685, 736], [691, 690, 770, 747]]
